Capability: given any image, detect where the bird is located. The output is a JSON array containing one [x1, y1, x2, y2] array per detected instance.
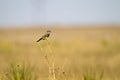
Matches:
[[36, 30, 51, 42]]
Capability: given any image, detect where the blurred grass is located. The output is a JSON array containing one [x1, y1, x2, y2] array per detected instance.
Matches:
[[82, 67, 104, 80], [0, 42, 14, 53], [2, 62, 38, 80], [0, 26, 120, 80]]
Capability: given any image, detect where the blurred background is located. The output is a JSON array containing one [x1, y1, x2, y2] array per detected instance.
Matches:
[[0, 0, 120, 26], [0, 0, 120, 80]]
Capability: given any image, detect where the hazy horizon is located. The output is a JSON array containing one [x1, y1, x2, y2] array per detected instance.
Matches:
[[0, 0, 120, 27]]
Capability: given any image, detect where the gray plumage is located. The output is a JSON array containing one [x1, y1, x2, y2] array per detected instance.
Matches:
[[36, 30, 51, 42]]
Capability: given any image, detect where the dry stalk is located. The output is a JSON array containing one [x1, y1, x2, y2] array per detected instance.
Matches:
[[39, 38, 67, 80]]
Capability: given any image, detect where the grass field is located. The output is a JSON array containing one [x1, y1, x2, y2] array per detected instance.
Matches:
[[0, 26, 120, 80]]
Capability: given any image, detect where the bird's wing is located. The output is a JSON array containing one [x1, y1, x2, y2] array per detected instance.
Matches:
[[36, 33, 50, 42], [43, 33, 49, 38]]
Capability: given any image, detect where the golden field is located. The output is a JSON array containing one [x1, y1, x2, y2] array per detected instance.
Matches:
[[0, 26, 120, 80]]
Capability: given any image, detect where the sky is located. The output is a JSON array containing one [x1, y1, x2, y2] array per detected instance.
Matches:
[[0, 0, 120, 26]]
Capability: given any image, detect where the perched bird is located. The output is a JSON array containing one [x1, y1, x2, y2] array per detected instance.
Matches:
[[36, 30, 51, 42]]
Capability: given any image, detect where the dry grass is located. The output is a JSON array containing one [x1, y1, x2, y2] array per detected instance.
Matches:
[[0, 26, 120, 80]]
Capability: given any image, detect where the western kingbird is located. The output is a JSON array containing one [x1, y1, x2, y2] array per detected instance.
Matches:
[[36, 30, 51, 42]]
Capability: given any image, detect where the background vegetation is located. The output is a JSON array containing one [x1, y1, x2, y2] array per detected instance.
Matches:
[[0, 26, 120, 80]]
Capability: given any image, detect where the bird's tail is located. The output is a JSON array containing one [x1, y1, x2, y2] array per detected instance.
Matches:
[[36, 38, 42, 42]]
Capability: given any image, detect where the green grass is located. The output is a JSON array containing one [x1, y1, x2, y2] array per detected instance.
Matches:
[[3, 62, 38, 80], [82, 68, 104, 80]]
